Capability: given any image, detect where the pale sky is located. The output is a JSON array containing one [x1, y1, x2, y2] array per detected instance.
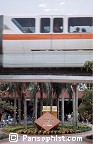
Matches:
[[0, 0, 93, 16]]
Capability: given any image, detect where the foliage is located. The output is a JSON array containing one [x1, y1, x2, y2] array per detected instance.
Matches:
[[0, 134, 8, 140], [52, 83, 63, 97], [4, 125, 25, 132], [29, 83, 39, 98], [14, 128, 80, 135], [0, 82, 30, 122], [60, 123, 92, 132], [0, 98, 14, 111], [4, 123, 92, 134], [66, 84, 73, 102], [83, 61, 93, 71], [0, 82, 30, 96], [78, 124, 92, 132], [0, 82, 19, 93], [78, 89, 93, 123]]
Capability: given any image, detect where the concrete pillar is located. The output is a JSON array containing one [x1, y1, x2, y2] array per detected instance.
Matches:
[[72, 87, 76, 129], [72, 83, 78, 129], [75, 84, 79, 128]]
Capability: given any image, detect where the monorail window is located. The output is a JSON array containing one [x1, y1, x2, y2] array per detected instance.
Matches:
[[12, 18, 35, 33], [40, 18, 50, 33], [53, 18, 63, 33], [68, 17, 93, 33]]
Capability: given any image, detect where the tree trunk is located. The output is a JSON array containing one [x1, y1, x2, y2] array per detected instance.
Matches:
[[14, 91, 17, 124], [32, 95, 35, 121], [61, 89, 64, 127], [18, 96, 21, 124], [39, 83, 43, 116], [50, 98, 53, 114], [35, 97, 37, 119], [73, 88, 76, 129], [24, 97, 27, 129], [57, 97, 59, 119]]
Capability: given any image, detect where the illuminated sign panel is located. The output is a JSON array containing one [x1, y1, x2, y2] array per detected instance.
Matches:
[[35, 112, 60, 131]]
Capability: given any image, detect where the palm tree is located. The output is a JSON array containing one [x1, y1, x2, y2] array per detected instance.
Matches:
[[61, 88, 64, 127], [0, 82, 30, 128], [13, 91, 17, 124], [39, 83, 43, 116], [6, 82, 23, 124], [21, 82, 30, 129], [58, 83, 70, 126], [38, 83, 49, 116], [83, 60, 93, 90], [52, 83, 73, 127], [49, 84, 53, 114], [0, 82, 18, 124], [29, 83, 39, 121], [52, 83, 63, 119], [0, 98, 14, 112], [47, 83, 53, 114]]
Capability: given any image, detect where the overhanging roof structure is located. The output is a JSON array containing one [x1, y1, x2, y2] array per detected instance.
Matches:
[[0, 75, 92, 83]]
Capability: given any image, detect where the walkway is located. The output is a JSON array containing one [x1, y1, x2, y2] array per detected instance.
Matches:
[[0, 124, 92, 144]]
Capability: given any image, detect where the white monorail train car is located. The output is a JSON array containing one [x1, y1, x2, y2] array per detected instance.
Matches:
[[0, 0, 93, 68]]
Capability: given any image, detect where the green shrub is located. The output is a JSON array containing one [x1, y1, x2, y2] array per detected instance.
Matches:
[[0, 134, 8, 140], [4, 124, 34, 132], [16, 128, 80, 135], [78, 124, 92, 132], [4, 123, 92, 135], [4, 125, 24, 132], [59, 123, 92, 133]]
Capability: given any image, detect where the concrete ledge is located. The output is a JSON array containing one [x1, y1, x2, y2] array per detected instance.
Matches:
[[0, 138, 9, 143], [83, 137, 93, 143]]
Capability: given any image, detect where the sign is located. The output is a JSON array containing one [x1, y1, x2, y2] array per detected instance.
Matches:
[[35, 112, 60, 131]]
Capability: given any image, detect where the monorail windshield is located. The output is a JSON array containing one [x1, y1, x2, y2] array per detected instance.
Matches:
[[12, 18, 35, 33]]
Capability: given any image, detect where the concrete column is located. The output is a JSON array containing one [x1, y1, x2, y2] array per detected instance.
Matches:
[[75, 84, 78, 128], [72, 83, 78, 129]]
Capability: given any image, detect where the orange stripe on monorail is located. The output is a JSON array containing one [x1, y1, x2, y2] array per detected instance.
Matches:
[[3, 33, 93, 40]]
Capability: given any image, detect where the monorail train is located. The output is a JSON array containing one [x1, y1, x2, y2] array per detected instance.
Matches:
[[0, 1, 93, 68]]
